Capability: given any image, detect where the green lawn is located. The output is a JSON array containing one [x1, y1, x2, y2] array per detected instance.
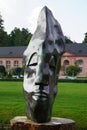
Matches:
[[0, 82, 26, 124], [0, 81, 87, 130]]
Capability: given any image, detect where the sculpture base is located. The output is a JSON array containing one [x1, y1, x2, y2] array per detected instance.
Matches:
[[10, 116, 75, 130]]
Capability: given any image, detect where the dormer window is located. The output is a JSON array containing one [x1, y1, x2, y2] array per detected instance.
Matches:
[[78, 50, 82, 53], [9, 51, 13, 54]]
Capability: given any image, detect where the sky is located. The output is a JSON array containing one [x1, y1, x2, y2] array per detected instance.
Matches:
[[0, 0, 87, 43]]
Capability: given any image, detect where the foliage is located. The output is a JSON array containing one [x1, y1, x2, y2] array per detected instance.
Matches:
[[1, 12, 87, 46], [12, 67, 22, 76], [59, 78, 87, 83], [66, 65, 81, 76], [83, 32, 87, 43], [0, 29, 9, 46], [0, 65, 6, 77], [0, 13, 32, 47], [0, 65, 24, 79], [8, 27, 32, 46], [20, 66, 24, 75], [0, 13, 9, 46], [0, 27, 32, 47], [6, 69, 12, 78], [65, 36, 73, 44], [0, 13, 4, 30]]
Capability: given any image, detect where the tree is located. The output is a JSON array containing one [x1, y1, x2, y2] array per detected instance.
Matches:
[[21, 28, 32, 45], [9, 27, 23, 46], [9, 27, 32, 46], [12, 67, 22, 76], [66, 65, 81, 77], [0, 13, 9, 46], [65, 36, 73, 44], [0, 29, 9, 46], [83, 32, 87, 43], [0, 13, 33, 46], [26, 32, 32, 44], [0, 65, 6, 77], [0, 13, 4, 30]]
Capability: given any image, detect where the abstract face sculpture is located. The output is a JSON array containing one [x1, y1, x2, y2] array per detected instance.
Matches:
[[23, 6, 65, 123]]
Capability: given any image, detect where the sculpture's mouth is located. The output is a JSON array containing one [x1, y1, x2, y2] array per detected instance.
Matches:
[[32, 92, 48, 101]]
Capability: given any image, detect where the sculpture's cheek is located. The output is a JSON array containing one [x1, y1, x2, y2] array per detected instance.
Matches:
[[24, 73, 36, 93]]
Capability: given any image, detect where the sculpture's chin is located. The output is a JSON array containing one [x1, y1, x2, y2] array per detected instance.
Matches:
[[29, 97, 52, 123], [24, 90, 54, 123]]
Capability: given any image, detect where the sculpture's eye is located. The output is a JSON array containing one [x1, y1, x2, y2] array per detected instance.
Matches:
[[49, 56, 56, 70], [26, 53, 38, 77], [48, 40, 53, 45], [28, 53, 38, 67], [55, 38, 65, 53], [29, 62, 37, 66]]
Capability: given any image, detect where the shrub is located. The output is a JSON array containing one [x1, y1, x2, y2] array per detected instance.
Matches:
[[12, 67, 22, 76], [66, 65, 81, 77], [0, 65, 6, 78]]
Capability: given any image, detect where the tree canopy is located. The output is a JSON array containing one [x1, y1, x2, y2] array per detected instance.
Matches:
[[0, 13, 9, 46], [0, 13, 4, 30], [8, 27, 32, 46], [65, 36, 73, 44], [0, 12, 87, 46], [0, 13, 32, 47], [83, 32, 87, 43]]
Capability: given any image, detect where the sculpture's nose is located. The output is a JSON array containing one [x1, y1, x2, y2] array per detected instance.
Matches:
[[35, 63, 49, 86], [35, 73, 49, 86]]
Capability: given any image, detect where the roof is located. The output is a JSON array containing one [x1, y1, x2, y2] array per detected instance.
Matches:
[[0, 46, 27, 58], [0, 43, 87, 58], [65, 43, 87, 56]]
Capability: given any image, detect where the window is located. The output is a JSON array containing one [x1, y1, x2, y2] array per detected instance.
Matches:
[[64, 60, 69, 66], [14, 61, 19, 67], [0, 61, 3, 65], [75, 59, 83, 65], [63, 60, 69, 75], [6, 61, 11, 69]]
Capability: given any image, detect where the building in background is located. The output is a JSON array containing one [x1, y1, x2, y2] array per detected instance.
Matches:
[[0, 46, 26, 69], [0, 43, 87, 77], [61, 43, 87, 77]]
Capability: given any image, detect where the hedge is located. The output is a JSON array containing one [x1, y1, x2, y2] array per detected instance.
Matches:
[[59, 78, 87, 83], [0, 78, 87, 83]]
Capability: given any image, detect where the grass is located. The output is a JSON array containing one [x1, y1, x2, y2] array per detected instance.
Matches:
[[0, 81, 87, 130], [0, 82, 26, 124], [53, 83, 87, 130]]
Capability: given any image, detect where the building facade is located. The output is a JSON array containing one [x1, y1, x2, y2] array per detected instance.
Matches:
[[0, 46, 26, 70], [61, 43, 87, 77], [0, 43, 87, 77]]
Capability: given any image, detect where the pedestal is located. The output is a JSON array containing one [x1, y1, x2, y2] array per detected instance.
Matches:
[[10, 116, 75, 130]]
